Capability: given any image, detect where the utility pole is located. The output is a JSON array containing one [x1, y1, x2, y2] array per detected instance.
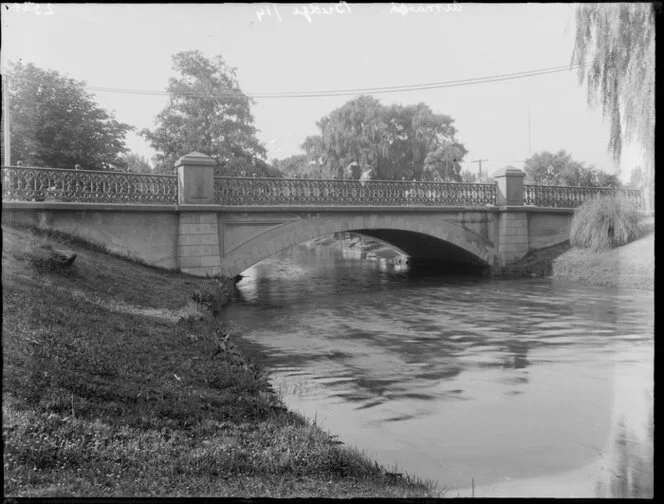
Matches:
[[528, 105, 531, 155], [472, 159, 489, 180], [2, 76, 10, 166]]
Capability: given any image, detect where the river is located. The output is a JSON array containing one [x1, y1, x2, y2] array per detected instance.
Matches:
[[220, 238, 654, 498]]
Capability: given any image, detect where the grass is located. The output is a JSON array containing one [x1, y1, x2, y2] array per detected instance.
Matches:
[[569, 194, 642, 251], [552, 230, 654, 290], [2, 224, 439, 497], [555, 202, 654, 290], [494, 197, 653, 289], [5, 222, 182, 273]]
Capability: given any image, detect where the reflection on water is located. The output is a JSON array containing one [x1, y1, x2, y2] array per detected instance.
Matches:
[[595, 393, 654, 498], [222, 241, 653, 497]]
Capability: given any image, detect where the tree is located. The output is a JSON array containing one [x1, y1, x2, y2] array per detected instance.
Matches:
[[593, 170, 622, 189], [299, 96, 468, 180], [217, 156, 282, 177], [627, 166, 643, 190], [314, 96, 385, 179], [572, 4, 654, 168], [423, 143, 466, 182], [1, 62, 133, 170], [122, 152, 153, 173], [524, 150, 620, 187], [460, 169, 478, 183], [271, 155, 308, 178], [141, 51, 266, 174], [300, 135, 329, 178]]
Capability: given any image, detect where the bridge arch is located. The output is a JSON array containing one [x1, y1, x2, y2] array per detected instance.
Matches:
[[220, 213, 495, 278]]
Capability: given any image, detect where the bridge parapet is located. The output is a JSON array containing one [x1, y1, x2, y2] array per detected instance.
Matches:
[[1, 165, 177, 204], [214, 176, 496, 207], [1, 158, 642, 210], [523, 183, 642, 209]]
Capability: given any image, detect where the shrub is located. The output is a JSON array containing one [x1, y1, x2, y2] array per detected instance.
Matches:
[[570, 193, 641, 251]]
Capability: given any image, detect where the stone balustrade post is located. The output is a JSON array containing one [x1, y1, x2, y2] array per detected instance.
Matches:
[[175, 152, 222, 277], [493, 167, 526, 206], [175, 151, 217, 204]]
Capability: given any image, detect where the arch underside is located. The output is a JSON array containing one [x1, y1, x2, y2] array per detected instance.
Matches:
[[355, 229, 489, 268], [222, 214, 495, 277]]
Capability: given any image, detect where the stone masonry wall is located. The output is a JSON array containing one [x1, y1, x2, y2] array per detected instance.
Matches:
[[178, 212, 222, 277], [497, 212, 529, 266]]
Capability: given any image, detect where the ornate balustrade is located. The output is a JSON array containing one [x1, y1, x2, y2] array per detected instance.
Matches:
[[1, 166, 178, 204], [523, 184, 642, 209], [214, 176, 497, 207], [2, 166, 643, 210]]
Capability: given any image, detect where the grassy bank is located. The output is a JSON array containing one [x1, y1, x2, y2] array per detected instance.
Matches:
[[552, 230, 654, 290], [493, 218, 654, 291], [2, 225, 438, 497]]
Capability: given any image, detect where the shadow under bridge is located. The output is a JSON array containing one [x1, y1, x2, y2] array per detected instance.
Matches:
[[351, 228, 492, 272]]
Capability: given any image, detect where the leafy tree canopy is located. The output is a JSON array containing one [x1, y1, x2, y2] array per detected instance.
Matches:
[[122, 152, 153, 173], [271, 154, 313, 178], [2, 62, 134, 170], [141, 50, 267, 174], [218, 156, 282, 178], [423, 143, 467, 182], [627, 166, 643, 190], [524, 150, 621, 188], [460, 169, 478, 183], [275, 96, 468, 180]]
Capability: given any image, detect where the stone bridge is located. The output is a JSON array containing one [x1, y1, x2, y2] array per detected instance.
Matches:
[[1, 152, 641, 277]]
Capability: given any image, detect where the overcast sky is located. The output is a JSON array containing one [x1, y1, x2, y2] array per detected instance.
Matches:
[[1, 3, 647, 180]]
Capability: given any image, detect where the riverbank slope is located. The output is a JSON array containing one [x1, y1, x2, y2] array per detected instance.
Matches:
[[491, 218, 653, 291], [2, 225, 437, 498], [552, 231, 654, 290]]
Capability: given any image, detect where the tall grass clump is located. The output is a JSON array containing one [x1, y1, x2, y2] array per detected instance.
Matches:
[[569, 193, 642, 251]]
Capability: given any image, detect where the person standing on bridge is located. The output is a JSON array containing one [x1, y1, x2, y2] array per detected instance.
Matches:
[[359, 166, 374, 187], [345, 161, 361, 180]]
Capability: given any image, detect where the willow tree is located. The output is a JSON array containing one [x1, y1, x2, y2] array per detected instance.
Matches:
[[300, 96, 467, 180], [571, 3, 655, 201]]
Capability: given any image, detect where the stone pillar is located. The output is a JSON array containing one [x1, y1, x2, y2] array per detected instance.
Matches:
[[493, 168, 529, 267], [176, 151, 217, 204], [494, 167, 526, 206], [175, 152, 222, 277]]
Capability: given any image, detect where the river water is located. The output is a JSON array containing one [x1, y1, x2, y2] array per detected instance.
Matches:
[[221, 239, 654, 498]]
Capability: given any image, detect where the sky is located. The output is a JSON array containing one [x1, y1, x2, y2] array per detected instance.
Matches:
[[1, 3, 648, 181]]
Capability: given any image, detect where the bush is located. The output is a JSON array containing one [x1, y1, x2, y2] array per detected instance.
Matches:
[[570, 194, 641, 251]]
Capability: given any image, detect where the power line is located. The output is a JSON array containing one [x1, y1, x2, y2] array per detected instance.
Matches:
[[3, 77, 10, 165], [248, 64, 579, 96], [1, 63, 583, 100]]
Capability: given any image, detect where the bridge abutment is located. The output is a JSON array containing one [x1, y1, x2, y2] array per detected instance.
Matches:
[[175, 152, 222, 276], [493, 168, 530, 267], [496, 212, 529, 267], [178, 212, 222, 277]]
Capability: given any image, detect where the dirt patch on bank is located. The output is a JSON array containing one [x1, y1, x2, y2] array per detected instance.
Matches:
[[493, 241, 572, 279]]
